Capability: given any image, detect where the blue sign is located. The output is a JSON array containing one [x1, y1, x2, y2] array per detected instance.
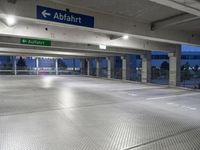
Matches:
[[37, 5, 94, 28]]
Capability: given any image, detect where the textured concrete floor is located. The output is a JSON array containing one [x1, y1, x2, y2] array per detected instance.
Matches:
[[0, 75, 200, 150]]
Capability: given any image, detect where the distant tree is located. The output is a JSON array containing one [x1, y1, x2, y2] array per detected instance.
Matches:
[[3, 62, 12, 70], [181, 62, 192, 81], [160, 61, 169, 70], [138, 61, 142, 69], [160, 61, 169, 77], [17, 57, 26, 69], [181, 62, 190, 71], [151, 66, 160, 79], [58, 59, 67, 69], [193, 65, 199, 72]]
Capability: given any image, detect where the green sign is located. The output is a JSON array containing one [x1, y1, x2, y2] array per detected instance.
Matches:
[[20, 38, 51, 46]]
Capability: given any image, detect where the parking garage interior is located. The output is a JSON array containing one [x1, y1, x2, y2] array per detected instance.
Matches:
[[0, 0, 200, 150]]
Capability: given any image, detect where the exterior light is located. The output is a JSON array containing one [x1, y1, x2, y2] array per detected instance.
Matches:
[[122, 35, 129, 40], [6, 15, 16, 26], [99, 44, 107, 50]]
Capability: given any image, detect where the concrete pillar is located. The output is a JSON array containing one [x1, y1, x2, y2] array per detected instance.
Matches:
[[73, 59, 76, 72], [55, 58, 58, 75], [80, 59, 86, 75], [121, 55, 130, 80], [13, 56, 17, 75], [106, 57, 114, 79], [168, 45, 181, 87], [86, 58, 92, 76], [36, 57, 39, 75], [96, 58, 100, 77], [141, 53, 151, 83], [131, 55, 137, 81]]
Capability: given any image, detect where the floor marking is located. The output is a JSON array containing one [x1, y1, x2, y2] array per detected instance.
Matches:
[[111, 86, 164, 92], [167, 102, 197, 111], [118, 91, 137, 96], [146, 92, 200, 100], [127, 93, 137, 96]]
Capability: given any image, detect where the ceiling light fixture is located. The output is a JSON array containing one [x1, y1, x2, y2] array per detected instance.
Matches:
[[6, 15, 16, 26], [99, 44, 107, 50], [122, 35, 129, 40]]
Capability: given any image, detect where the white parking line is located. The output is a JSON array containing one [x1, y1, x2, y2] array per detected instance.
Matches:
[[127, 93, 137, 96], [167, 102, 197, 111], [111, 86, 162, 92], [147, 92, 200, 100]]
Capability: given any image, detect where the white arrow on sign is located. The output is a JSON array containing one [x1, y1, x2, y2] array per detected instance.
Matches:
[[42, 10, 51, 18]]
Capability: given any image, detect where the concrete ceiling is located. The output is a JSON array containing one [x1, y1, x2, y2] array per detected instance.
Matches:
[[149, 0, 200, 16], [50, 0, 183, 24], [0, 0, 200, 57], [50, 0, 200, 33], [169, 19, 200, 32], [149, 0, 200, 33]]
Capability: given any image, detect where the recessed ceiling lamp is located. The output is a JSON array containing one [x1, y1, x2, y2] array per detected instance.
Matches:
[[6, 15, 16, 26], [122, 35, 129, 40], [99, 44, 107, 50]]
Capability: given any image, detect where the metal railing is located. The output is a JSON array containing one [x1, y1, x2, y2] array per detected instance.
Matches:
[[181, 70, 200, 89], [151, 67, 200, 88], [129, 69, 141, 82], [151, 68, 169, 85], [1, 65, 199, 89], [99, 68, 108, 77], [0, 68, 81, 76]]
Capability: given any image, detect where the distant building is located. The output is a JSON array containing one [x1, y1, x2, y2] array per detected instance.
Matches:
[[151, 45, 200, 68]]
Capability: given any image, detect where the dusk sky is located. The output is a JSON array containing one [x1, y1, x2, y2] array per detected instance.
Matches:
[[182, 44, 200, 52]]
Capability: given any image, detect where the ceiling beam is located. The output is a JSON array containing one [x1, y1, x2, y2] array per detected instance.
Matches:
[[151, 13, 200, 30], [0, 19, 177, 52], [109, 35, 122, 40], [0, 46, 118, 58], [0, 35, 148, 55], [149, 0, 200, 16], [0, 0, 197, 48], [0, 52, 87, 58]]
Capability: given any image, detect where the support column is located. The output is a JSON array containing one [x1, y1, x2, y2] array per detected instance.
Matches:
[[55, 58, 58, 75], [86, 58, 92, 76], [121, 55, 130, 80], [13, 56, 17, 75], [141, 52, 151, 83], [36, 57, 39, 75], [73, 59, 76, 72], [96, 58, 100, 77], [106, 57, 114, 79], [80, 59, 86, 75], [168, 45, 181, 87], [131, 55, 137, 81]]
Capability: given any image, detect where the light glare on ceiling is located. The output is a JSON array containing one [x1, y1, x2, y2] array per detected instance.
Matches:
[[99, 44, 107, 50], [6, 15, 16, 26], [123, 35, 129, 40]]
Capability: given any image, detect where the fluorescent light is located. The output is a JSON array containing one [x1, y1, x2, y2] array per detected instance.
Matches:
[[122, 35, 129, 40], [6, 15, 16, 26], [99, 44, 107, 50]]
